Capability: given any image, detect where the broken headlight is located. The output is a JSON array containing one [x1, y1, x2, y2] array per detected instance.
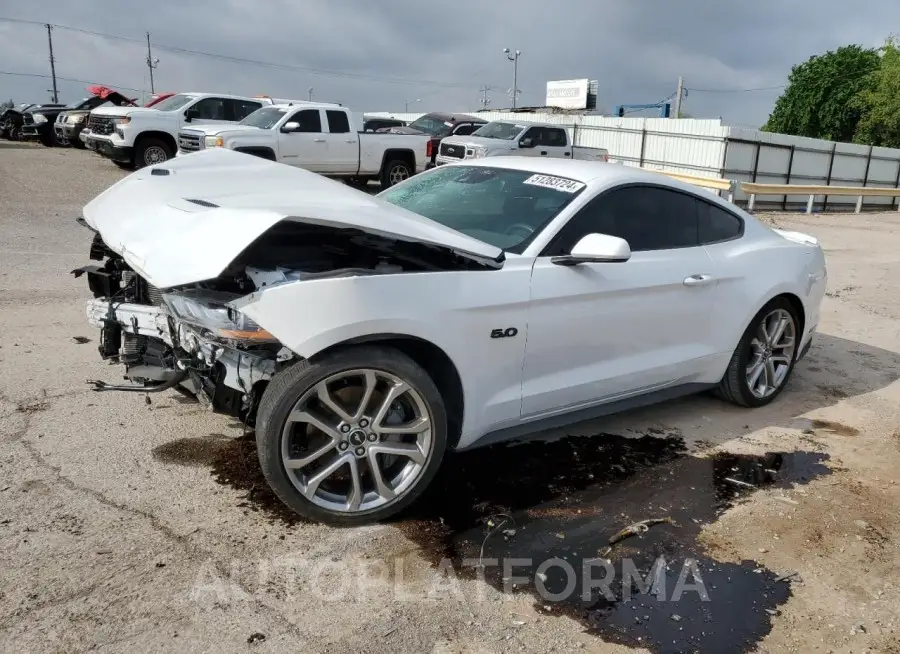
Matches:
[[162, 289, 277, 343]]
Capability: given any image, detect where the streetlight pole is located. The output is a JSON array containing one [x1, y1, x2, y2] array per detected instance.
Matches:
[[503, 48, 521, 108], [308, 87, 314, 101], [405, 98, 421, 112]]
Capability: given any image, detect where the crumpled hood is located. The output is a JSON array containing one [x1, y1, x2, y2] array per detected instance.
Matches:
[[82, 148, 503, 289]]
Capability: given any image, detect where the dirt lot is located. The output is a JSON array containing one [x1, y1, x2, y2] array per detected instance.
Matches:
[[1, 141, 900, 654]]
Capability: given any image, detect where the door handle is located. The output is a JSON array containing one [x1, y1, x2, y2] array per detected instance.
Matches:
[[313, 138, 326, 143], [683, 274, 715, 287], [540, 150, 548, 155], [345, 140, 357, 144]]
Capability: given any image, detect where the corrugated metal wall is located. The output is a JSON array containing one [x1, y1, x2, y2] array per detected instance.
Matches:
[[369, 110, 900, 210], [724, 128, 900, 210]]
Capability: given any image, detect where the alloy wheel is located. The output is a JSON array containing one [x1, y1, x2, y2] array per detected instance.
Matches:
[[144, 145, 168, 166], [280, 368, 433, 514], [389, 164, 410, 185], [745, 308, 796, 399]]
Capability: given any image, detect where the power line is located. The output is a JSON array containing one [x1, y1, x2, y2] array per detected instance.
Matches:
[[0, 70, 145, 93], [0, 16, 496, 90]]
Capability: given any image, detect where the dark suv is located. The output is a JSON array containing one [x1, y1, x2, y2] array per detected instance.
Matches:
[[54, 86, 140, 148], [377, 112, 487, 167]]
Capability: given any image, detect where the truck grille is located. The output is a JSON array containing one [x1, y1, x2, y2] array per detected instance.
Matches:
[[22, 114, 34, 125], [88, 115, 116, 136], [178, 132, 202, 152], [56, 113, 67, 124], [439, 142, 465, 159]]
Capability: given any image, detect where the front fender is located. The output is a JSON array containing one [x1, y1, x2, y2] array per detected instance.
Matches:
[[231, 268, 533, 444]]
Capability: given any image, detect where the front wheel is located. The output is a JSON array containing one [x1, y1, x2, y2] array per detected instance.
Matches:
[[135, 137, 173, 168], [380, 159, 412, 188], [255, 345, 448, 525], [715, 297, 800, 408]]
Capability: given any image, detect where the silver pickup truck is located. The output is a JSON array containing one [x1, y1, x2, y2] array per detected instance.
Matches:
[[435, 119, 609, 165]]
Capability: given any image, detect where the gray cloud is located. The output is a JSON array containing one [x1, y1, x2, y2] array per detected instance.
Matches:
[[1, 0, 898, 126]]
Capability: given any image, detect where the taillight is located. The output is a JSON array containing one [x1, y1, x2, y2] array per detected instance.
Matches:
[[426, 140, 433, 157]]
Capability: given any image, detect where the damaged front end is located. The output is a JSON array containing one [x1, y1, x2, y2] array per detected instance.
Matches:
[[74, 229, 286, 421]]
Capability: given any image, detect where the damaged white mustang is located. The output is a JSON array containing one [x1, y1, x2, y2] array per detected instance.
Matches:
[[75, 148, 826, 524]]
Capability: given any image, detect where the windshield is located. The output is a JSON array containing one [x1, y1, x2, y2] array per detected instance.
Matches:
[[151, 94, 196, 112], [67, 97, 91, 109], [239, 106, 289, 129], [376, 165, 585, 253], [406, 114, 453, 137], [471, 122, 525, 140]]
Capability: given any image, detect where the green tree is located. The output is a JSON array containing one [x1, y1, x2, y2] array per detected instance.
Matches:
[[763, 45, 880, 142], [854, 37, 900, 147]]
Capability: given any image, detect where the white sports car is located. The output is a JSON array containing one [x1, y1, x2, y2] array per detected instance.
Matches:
[[75, 149, 827, 524]]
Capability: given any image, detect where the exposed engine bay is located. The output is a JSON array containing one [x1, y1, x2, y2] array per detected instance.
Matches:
[[73, 218, 483, 421]]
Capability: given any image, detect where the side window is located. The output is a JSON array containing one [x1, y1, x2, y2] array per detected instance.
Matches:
[[325, 110, 351, 133], [520, 127, 542, 144], [288, 109, 322, 133], [228, 100, 262, 121], [190, 97, 227, 120], [543, 186, 699, 255], [453, 124, 477, 136], [544, 128, 567, 147], [698, 201, 744, 244]]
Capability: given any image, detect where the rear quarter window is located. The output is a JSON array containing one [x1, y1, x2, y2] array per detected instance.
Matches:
[[698, 201, 744, 244]]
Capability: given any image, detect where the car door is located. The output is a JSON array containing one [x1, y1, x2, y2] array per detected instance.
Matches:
[[323, 109, 358, 174], [540, 127, 572, 159], [183, 97, 232, 128], [277, 108, 327, 171], [521, 184, 720, 418], [516, 127, 544, 157]]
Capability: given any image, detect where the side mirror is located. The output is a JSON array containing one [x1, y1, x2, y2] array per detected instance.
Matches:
[[183, 111, 192, 123], [281, 121, 300, 133], [551, 233, 631, 266], [519, 137, 534, 148]]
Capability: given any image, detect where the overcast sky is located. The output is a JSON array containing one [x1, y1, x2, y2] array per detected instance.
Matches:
[[1, 0, 898, 126]]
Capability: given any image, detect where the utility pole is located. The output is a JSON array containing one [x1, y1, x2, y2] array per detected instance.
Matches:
[[673, 76, 684, 118], [478, 85, 491, 109], [146, 33, 159, 94], [503, 48, 521, 108], [308, 87, 314, 101], [46, 24, 58, 104]]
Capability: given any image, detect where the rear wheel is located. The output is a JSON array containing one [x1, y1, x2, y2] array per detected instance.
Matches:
[[135, 137, 173, 168], [716, 297, 800, 408], [256, 345, 448, 525], [8, 124, 21, 141], [380, 159, 412, 187]]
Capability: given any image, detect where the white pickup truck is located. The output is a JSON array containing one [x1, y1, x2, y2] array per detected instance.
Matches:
[[176, 103, 431, 187], [435, 119, 609, 166], [84, 92, 300, 169]]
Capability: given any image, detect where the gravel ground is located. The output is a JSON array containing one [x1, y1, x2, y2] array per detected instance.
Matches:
[[2, 142, 900, 653]]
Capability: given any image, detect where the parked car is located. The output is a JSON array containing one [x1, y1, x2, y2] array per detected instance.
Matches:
[[21, 93, 124, 147], [378, 112, 487, 168], [74, 150, 826, 524], [363, 116, 406, 132], [77, 92, 176, 149], [436, 120, 609, 166], [176, 103, 431, 187], [85, 92, 301, 169], [2, 103, 64, 142], [54, 86, 141, 148]]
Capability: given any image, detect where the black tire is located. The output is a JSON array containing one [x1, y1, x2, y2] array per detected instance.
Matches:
[[40, 132, 55, 147], [255, 345, 448, 525], [380, 159, 412, 188], [715, 297, 800, 408], [135, 137, 172, 169], [8, 124, 21, 141]]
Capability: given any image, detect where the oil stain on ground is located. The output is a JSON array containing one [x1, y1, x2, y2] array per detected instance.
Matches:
[[153, 430, 831, 653]]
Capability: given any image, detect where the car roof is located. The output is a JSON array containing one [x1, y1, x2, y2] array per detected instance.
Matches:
[[456, 156, 695, 187], [422, 112, 485, 123]]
